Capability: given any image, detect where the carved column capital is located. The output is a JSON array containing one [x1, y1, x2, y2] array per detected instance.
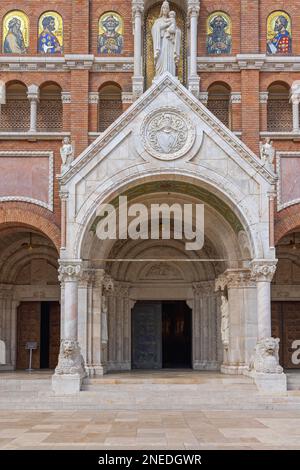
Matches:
[[132, 0, 144, 19], [58, 261, 83, 283], [27, 84, 39, 102], [61, 92, 71, 104], [193, 281, 215, 296], [59, 190, 69, 201], [259, 91, 269, 104], [251, 260, 278, 282], [216, 269, 254, 290]]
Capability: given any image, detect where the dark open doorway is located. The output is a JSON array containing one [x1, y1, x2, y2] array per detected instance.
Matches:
[[132, 300, 192, 369]]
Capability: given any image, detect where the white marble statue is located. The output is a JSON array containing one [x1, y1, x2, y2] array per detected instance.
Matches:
[[101, 295, 109, 344], [220, 294, 229, 349], [152, 1, 181, 79], [260, 138, 275, 171], [60, 137, 74, 173]]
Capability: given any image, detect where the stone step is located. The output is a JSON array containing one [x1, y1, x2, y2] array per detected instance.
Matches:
[[287, 372, 300, 390]]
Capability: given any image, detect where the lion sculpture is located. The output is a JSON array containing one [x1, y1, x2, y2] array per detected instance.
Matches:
[[55, 339, 86, 378], [249, 337, 283, 374]]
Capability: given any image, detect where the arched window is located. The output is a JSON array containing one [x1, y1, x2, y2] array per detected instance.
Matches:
[[207, 83, 231, 128], [97, 12, 124, 54], [98, 84, 122, 132], [267, 11, 292, 55], [267, 83, 292, 132], [37, 83, 62, 132], [2, 10, 29, 54], [0, 82, 30, 131], [206, 12, 232, 55], [38, 12, 63, 54]]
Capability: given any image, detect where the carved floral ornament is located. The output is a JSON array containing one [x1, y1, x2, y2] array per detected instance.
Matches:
[[141, 107, 197, 161], [251, 261, 278, 282]]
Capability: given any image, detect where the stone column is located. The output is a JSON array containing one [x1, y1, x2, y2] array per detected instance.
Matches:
[[290, 94, 300, 133], [290, 81, 300, 133], [132, 0, 144, 99], [216, 270, 256, 374], [0, 285, 15, 370], [85, 270, 114, 376], [259, 92, 269, 132], [192, 281, 221, 371], [52, 261, 85, 394], [61, 92, 71, 132], [188, 1, 200, 97], [107, 283, 131, 371], [251, 260, 277, 340], [249, 259, 287, 393], [59, 192, 69, 250], [27, 84, 39, 133]]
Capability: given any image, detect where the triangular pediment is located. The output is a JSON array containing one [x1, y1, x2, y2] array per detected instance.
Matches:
[[60, 73, 276, 188]]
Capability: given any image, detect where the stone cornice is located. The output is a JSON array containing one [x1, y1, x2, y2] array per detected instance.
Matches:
[[0, 55, 134, 73], [197, 54, 300, 72], [2, 54, 300, 73]]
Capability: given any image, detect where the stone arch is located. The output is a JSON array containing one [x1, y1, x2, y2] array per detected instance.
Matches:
[[275, 206, 300, 245], [75, 171, 261, 263], [0, 207, 60, 252]]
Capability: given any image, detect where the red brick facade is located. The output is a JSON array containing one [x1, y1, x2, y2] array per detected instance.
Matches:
[[0, 0, 299, 248]]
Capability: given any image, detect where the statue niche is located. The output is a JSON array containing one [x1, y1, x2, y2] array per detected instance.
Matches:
[[145, 1, 187, 89]]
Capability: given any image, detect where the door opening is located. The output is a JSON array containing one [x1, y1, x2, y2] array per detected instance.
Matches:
[[132, 300, 192, 369]]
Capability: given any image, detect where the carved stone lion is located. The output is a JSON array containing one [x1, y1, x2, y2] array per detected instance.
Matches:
[[249, 337, 283, 374], [55, 339, 86, 378]]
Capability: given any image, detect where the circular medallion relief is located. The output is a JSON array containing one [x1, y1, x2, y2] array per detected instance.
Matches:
[[141, 107, 196, 161]]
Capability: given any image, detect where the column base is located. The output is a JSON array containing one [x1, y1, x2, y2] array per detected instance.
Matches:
[[0, 364, 14, 371], [52, 374, 82, 395], [86, 365, 107, 377], [221, 364, 248, 375], [247, 371, 287, 393], [193, 361, 220, 371]]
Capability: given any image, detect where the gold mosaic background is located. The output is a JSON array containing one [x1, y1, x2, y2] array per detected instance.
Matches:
[[144, 2, 187, 89]]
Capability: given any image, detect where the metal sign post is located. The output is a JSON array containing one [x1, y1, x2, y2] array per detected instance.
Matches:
[[25, 342, 38, 372]]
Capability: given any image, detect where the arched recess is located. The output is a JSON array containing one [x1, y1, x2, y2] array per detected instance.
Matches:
[[98, 83, 123, 132], [0, 224, 60, 371], [144, 1, 187, 88], [0, 207, 61, 252], [75, 173, 259, 265], [272, 230, 300, 369], [207, 82, 231, 128], [37, 82, 62, 131], [0, 81, 29, 131], [267, 82, 292, 132]]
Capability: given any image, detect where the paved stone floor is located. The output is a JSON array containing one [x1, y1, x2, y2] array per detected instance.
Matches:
[[0, 409, 300, 450]]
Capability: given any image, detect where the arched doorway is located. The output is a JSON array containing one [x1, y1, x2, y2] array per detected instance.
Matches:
[[272, 230, 300, 369], [78, 179, 255, 375], [0, 224, 60, 370]]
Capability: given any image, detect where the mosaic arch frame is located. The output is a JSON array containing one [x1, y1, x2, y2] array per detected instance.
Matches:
[[206, 11, 232, 55], [98, 11, 124, 55], [267, 11, 292, 55], [2, 10, 29, 54], [38, 11, 63, 54]]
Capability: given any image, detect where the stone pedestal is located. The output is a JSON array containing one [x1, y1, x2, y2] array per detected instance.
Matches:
[[52, 374, 82, 395], [249, 372, 287, 393]]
